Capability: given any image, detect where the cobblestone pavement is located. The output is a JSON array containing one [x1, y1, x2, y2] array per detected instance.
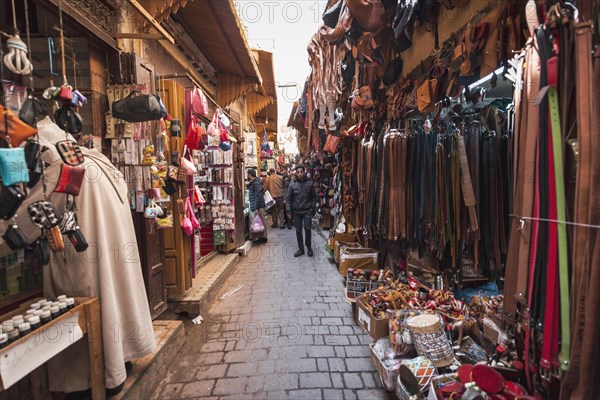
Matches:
[[152, 227, 392, 400]]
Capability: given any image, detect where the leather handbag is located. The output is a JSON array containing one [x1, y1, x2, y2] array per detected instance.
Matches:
[[179, 199, 194, 236], [0, 147, 30, 186], [2, 223, 30, 251], [324, 134, 341, 154], [0, 105, 38, 147], [346, 0, 384, 32], [54, 164, 86, 196], [58, 85, 73, 102], [322, 0, 343, 28], [67, 227, 88, 252], [54, 104, 83, 135], [19, 94, 46, 128], [28, 200, 62, 229], [0, 184, 25, 220], [112, 90, 163, 122], [393, 0, 416, 52], [417, 79, 438, 112], [56, 140, 85, 166], [37, 236, 50, 265]]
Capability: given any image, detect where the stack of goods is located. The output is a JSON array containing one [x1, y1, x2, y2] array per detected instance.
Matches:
[[346, 268, 383, 298], [0, 295, 75, 348]]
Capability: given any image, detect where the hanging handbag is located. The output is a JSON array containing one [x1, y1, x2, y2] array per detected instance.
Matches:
[[322, 0, 343, 28], [156, 210, 174, 229], [58, 84, 73, 102], [324, 134, 341, 154], [2, 223, 30, 251], [112, 90, 163, 122], [59, 210, 78, 233], [191, 86, 209, 117], [417, 78, 438, 112], [180, 155, 197, 175], [0, 106, 38, 147], [0, 184, 25, 220], [36, 236, 50, 265], [67, 227, 88, 252], [54, 164, 86, 196], [54, 104, 82, 134], [28, 200, 62, 229], [144, 199, 161, 219], [56, 140, 85, 166], [19, 94, 46, 128], [47, 225, 64, 252], [163, 176, 177, 195], [0, 147, 30, 186], [179, 198, 194, 236]]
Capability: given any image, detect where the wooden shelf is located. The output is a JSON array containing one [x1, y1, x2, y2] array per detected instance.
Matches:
[[0, 297, 105, 400]]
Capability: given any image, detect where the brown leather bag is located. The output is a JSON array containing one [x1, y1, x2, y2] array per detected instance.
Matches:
[[324, 134, 341, 154], [319, 1, 353, 43], [417, 79, 438, 112], [346, 0, 384, 32]]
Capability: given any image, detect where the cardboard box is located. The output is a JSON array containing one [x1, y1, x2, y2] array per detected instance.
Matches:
[[345, 290, 358, 323], [357, 295, 389, 340], [334, 232, 357, 243], [339, 247, 378, 276], [334, 241, 362, 264]]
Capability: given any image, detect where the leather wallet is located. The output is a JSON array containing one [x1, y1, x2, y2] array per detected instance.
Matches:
[[54, 164, 85, 196], [28, 200, 62, 229], [0, 147, 30, 186], [0, 185, 25, 220], [2, 224, 30, 250], [56, 140, 85, 166]]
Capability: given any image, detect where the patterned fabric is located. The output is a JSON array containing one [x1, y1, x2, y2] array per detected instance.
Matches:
[[56, 140, 84, 166]]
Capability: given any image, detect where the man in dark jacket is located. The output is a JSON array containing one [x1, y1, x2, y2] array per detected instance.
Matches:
[[247, 169, 267, 243], [285, 165, 316, 257]]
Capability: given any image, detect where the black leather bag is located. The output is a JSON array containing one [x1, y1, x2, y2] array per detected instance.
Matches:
[[2, 224, 29, 250], [322, 0, 343, 28], [112, 91, 163, 122], [19, 95, 46, 128], [54, 104, 83, 134], [67, 227, 88, 252], [0, 185, 26, 220]]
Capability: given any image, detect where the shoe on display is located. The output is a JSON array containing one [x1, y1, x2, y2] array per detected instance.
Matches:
[[294, 249, 305, 257], [307, 247, 314, 257]]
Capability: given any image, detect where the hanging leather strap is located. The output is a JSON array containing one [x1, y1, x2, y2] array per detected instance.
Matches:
[[571, 22, 594, 314], [547, 83, 570, 370], [458, 135, 478, 232]]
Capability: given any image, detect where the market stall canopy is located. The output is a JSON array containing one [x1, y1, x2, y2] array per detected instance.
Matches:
[[167, 0, 262, 106], [246, 49, 277, 119], [254, 101, 278, 136]]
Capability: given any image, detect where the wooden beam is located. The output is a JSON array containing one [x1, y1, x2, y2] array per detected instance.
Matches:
[[128, 0, 175, 44], [114, 33, 164, 40]]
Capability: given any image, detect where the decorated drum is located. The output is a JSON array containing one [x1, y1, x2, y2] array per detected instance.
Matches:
[[398, 356, 438, 396], [406, 313, 454, 367]]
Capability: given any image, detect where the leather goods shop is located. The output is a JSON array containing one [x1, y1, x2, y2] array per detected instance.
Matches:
[[299, 0, 600, 398], [0, 0, 273, 397]]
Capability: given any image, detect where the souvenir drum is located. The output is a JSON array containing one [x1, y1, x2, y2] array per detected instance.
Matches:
[[399, 356, 437, 396], [406, 313, 454, 367]]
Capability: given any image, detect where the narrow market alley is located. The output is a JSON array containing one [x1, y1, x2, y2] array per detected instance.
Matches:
[[151, 227, 391, 400]]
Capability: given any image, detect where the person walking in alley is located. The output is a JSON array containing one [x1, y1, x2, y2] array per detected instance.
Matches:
[[263, 168, 285, 228], [285, 165, 316, 257], [247, 169, 268, 244], [282, 173, 293, 229]]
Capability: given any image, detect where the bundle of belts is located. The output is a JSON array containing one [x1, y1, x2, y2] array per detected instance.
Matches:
[[346, 112, 510, 280]]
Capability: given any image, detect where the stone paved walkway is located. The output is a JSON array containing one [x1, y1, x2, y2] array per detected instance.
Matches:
[[151, 226, 392, 400]]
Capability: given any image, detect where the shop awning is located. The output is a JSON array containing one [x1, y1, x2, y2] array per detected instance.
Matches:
[[246, 49, 277, 118], [169, 0, 262, 106]]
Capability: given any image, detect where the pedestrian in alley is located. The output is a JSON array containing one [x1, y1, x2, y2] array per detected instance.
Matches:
[[263, 168, 285, 229], [282, 173, 293, 229], [285, 165, 316, 257], [247, 168, 267, 244]]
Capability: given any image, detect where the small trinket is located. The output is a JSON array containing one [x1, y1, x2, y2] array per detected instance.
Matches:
[[0, 333, 7, 348], [66, 298, 75, 310], [18, 322, 31, 336], [29, 316, 41, 330], [40, 310, 52, 325], [50, 305, 60, 319]]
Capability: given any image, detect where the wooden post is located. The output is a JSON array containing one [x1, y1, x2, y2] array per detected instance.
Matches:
[[85, 299, 106, 400]]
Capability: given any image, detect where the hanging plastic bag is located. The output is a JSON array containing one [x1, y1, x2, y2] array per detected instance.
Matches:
[[250, 213, 265, 233]]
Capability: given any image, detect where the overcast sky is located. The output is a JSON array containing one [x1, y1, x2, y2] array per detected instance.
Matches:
[[235, 1, 323, 131]]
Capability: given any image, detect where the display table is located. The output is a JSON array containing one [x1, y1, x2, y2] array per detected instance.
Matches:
[[0, 297, 105, 399]]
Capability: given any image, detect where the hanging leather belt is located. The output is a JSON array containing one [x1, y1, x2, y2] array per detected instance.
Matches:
[[505, 39, 541, 318]]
